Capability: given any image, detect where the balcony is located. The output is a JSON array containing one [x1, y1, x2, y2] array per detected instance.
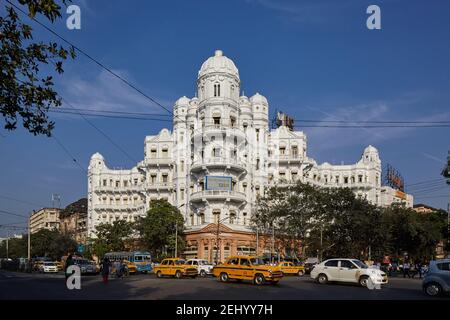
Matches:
[[145, 182, 173, 190], [144, 157, 173, 167], [276, 155, 303, 163], [94, 185, 144, 193], [189, 190, 247, 203], [191, 125, 246, 141], [94, 204, 145, 211], [190, 157, 247, 173]]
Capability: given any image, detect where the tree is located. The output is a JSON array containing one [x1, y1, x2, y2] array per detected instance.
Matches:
[[30, 229, 76, 259], [94, 220, 134, 252], [1, 0, 76, 136], [135, 199, 185, 258]]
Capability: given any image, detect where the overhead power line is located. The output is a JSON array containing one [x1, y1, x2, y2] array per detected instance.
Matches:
[[0, 209, 28, 219], [60, 98, 138, 164], [0, 195, 46, 208], [52, 135, 87, 173]]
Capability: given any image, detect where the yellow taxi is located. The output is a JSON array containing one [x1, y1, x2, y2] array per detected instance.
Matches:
[[277, 261, 305, 276], [153, 258, 198, 279], [212, 256, 283, 285]]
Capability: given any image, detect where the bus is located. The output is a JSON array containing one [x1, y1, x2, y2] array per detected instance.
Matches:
[[104, 251, 152, 274]]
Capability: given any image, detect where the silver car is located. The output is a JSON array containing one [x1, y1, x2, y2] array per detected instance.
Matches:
[[422, 259, 450, 297]]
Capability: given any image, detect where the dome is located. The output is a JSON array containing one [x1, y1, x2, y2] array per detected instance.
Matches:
[[250, 92, 268, 105], [198, 50, 239, 80], [175, 96, 190, 106], [91, 152, 104, 161], [364, 145, 378, 153]]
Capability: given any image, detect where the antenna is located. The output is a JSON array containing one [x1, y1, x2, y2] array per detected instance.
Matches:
[[51, 193, 61, 208]]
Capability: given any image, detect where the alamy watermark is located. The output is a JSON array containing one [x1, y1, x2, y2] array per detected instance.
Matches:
[[66, 4, 81, 30], [66, 265, 81, 290]]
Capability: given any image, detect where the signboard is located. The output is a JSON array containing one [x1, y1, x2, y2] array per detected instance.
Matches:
[[383, 164, 405, 192], [395, 190, 407, 200], [205, 176, 232, 191], [77, 244, 85, 254]]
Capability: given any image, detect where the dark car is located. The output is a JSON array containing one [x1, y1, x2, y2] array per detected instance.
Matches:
[[303, 258, 319, 275], [74, 259, 99, 275], [422, 259, 450, 297]]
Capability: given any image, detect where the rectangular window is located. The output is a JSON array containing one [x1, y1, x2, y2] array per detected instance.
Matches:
[[180, 189, 185, 201], [279, 147, 286, 155], [180, 161, 184, 173], [151, 150, 157, 158], [123, 180, 128, 187], [162, 174, 168, 183], [115, 181, 120, 187], [162, 149, 168, 158], [256, 129, 260, 142], [291, 146, 298, 158], [103, 180, 107, 186]]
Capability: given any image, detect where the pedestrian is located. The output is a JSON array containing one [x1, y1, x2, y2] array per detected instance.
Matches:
[[417, 262, 423, 279], [403, 261, 411, 278], [101, 257, 111, 284], [64, 254, 74, 280]]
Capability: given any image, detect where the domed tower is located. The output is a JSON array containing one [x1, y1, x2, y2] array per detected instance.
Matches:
[[189, 50, 247, 230], [197, 49, 240, 102]]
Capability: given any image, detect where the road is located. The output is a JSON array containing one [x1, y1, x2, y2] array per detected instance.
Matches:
[[0, 270, 447, 300]]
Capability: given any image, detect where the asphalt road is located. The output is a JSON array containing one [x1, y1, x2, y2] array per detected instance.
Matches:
[[0, 269, 448, 300]]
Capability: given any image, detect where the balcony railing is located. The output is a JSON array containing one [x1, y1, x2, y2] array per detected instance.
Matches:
[[190, 190, 247, 202], [145, 157, 173, 165], [95, 185, 143, 193], [94, 204, 145, 211], [145, 182, 173, 189]]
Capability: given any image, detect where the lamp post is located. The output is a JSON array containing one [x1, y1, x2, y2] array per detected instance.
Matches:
[[215, 216, 231, 265]]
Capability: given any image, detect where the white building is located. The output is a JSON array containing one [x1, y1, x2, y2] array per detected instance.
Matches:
[[87, 50, 413, 258]]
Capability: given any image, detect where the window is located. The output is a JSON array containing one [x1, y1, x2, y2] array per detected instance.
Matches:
[[279, 172, 286, 180], [180, 132, 184, 143], [123, 180, 128, 187], [229, 211, 236, 224], [255, 128, 260, 142], [243, 212, 247, 225], [214, 84, 220, 97], [292, 146, 298, 157], [335, 176, 339, 184], [150, 149, 157, 158], [162, 148, 168, 158], [151, 174, 157, 184], [213, 117, 221, 127], [180, 161, 184, 173], [324, 260, 339, 267], [228, 258, 239, 265], [239, 259, 250, 266], [344, 177, 349, 184], [180, 189, 185, 200], [190, 214, 194, 225], [102, 179, 107, 187], [279, 147, 286, 155], [292, 172, 298, 181], [200, 213, 205, 224], [256, 158, 260, 170], [115, 181, 120, 187], [358, 175, 363, 183], [230, 117, 236, 128], [437, 263, 450, 271], [340, 260, 356, 269], [162, 174, 168, 183], [134, 178, 138, 185]]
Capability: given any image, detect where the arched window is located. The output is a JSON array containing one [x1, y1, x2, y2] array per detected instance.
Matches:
[[214, 83, 220, 97]]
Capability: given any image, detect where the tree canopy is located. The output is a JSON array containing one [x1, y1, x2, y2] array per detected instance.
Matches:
[[1, 0, 75, 136], [135, 199, 185, 259], [252, 181, 447, 262]]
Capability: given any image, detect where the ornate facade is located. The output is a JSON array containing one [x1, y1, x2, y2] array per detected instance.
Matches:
[[87, 50, 413, 261]]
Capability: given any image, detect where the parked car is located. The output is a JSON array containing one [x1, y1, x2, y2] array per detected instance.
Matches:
[[74, 258, 98, 275], [303, 257, 319, 275], [277, 261, 305, 276], [213, 256, 283, 285], [310, 258, 388, 287], [186, 259, 214, 277], [40, 261, 59, 273], [153, 258, 198, 279], [422, 259, 450, 297]]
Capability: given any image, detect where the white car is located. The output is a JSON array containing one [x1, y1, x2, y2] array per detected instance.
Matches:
[[186, 259, 214, 277], [41, 262, 59, 273], [310, 258, 388, 287]]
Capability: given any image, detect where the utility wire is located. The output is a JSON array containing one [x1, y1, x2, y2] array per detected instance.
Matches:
[[60, 98, 138, 164], [0, 195, 46, 208], [6, 0, 176, 119], [0, 209, 28, 219], [52, 135, 87, 173]]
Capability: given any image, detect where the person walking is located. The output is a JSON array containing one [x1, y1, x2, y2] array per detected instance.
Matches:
[[403, 261, 411, 278], [101, 257, 111, 284], [417, 262, 423, 279], [64, 254, 74, 280]]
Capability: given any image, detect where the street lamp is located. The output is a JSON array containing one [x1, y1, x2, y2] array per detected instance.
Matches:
[[214, 216, 231, 265]]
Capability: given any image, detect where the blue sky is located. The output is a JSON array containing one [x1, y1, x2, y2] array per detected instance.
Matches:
[[1, 0, 450, 235]]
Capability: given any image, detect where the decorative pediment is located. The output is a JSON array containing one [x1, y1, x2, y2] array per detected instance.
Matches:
[[199, 223, 234, 234]]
